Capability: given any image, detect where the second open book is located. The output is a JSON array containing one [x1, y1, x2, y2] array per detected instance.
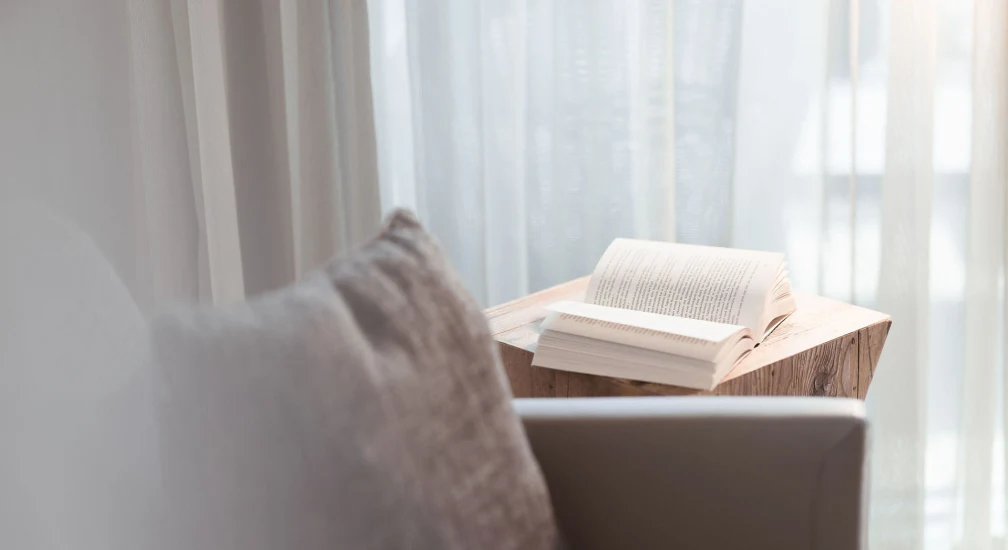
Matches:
[[531, 239, 797, 390]]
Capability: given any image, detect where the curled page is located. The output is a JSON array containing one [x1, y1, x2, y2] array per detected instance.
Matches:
[[585, 239, 783, 334]]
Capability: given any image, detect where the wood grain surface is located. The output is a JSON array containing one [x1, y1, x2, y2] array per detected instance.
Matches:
[[487, 277, 892, 399]]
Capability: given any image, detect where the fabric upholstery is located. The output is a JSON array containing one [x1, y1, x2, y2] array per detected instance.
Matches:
[[152, 210, 559, 550]]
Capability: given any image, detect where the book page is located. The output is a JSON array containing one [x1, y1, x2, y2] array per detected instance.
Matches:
[[541, 300, 745, 362], [585, 239, 782, 333]]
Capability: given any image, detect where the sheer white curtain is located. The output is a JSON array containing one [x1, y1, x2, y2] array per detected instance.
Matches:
[[369, 0, 678, 307], [1, 0, 380, 311], [369, 0, 1008, 548]]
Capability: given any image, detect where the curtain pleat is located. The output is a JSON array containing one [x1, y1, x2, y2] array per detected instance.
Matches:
[[960, 1, 1008, 548], [125, 0, 384, 305], [870, 1, 936, 549], [329, 1, 382, 248], [479, 0, 529, 306], [279, 0, 343, 277], [220, 0, 296, 296], [126, 0, 202, 309], [673, 1, 741, 246], [172, 0, 246, 304], [371, 0, 677, 305], [404, 0, 490, 300], [660, 0, 677, 243], [847, 0, 859, 304], [731, 0, 830, 290], [367, 0, 422, 216], [274, 0, 381, 279]]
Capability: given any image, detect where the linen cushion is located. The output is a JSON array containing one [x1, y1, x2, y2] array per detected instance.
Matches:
[[153, 210, 559, 550]]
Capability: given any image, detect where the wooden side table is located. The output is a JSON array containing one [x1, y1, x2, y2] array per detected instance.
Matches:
[[486, 277, 891, 399]]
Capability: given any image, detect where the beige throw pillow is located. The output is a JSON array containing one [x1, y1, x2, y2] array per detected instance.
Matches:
[[152, 210, 559, 550]]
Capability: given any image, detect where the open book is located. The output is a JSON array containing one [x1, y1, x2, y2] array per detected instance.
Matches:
[[531, 239, 797, 390]]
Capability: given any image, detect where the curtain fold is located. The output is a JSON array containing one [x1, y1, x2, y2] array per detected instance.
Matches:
[[329, 1, 383, 252], [960, 0, 1008, 548], [869, 1, 935, 548], [370, 0, 677, 306], [221, 0, 295, 296], [116, 0, 382, 305], [172, 0, 247, 305], [255, 0, 381, 284], [4, 0, 382, 309], [127, 0, 202, 308], [478, 0, 531, 306]]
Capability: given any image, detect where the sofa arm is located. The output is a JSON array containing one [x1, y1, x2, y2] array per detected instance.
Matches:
[[515, 397, 867, 550]]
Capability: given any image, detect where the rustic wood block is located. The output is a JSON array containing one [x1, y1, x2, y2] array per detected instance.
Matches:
[[486, 277, 891, 399]]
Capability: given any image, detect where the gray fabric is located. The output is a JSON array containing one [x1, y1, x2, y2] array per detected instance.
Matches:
[[152, 210, 559, 550]]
